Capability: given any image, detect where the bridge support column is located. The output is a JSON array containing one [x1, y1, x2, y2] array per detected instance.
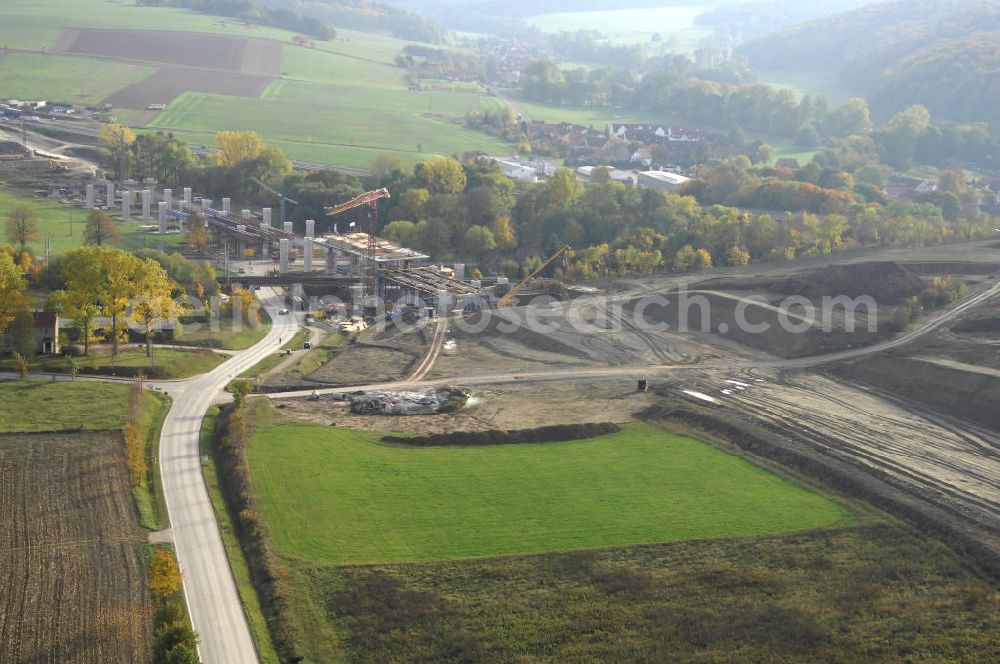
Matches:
[[303, 237, 313, 273], [106, 181, 115, 208], [325, 248, 335, 275], [163, 188, 172, 210], [85, 184, 94, 208], [279, 238, 290, 274], [183, 187, 192, 205], [305, 219, 315, 238], [122, 190, 132, 220], [262, 208, 272, 227], [438, 289, 452, 317], [142, 189, 152, 219], [222, 197, 231, 214], [158, 202, 167, 234], [283, 221, 293, 234]]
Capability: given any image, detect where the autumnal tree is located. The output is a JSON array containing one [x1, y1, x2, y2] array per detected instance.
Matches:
[[85, 208, 121, 246], [672, 245, 696, 272], [726, 245, 750, 266], [229, 379, 253, 408], [0, 250, 26, 338], [414, 157, 467, 194], [184, 212, 211, 252], [50, 247, 104, 355], [100, 122, 136, 178], [389, 188, 430, 221], [99, 122, 136, 152], [100, 249, 143, 359], [694, 247, 713, 271], [149, 548, 183, 599], [5, 206, 39, 254], [546, 168, 582, 210], [124, 423, 147, 485], [213, 130, 292, 189], [492, 214, 518, 250], [13, 351, 29, 379], [131, 258, 178, 359], [213, 130, 268, 167]]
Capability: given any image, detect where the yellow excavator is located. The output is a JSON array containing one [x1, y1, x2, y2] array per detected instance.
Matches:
[[497, 245, 571, 308]]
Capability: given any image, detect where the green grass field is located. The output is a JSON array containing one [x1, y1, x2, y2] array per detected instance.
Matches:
[[1, 346, 226, 380], [0, 187, 185, 256], [153, 86, 507, 169], [0, 0, 293, 52], [0, 52, 153, 104], [173, 317, 271, 351], [249, 421, 847, 564], [0, 0, 513, 169], [0, 380, 135, 432]]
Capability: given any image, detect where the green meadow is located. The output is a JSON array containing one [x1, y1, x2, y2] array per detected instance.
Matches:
[[0, 53, 153, 105], [248, 421, 847, 564], [0, 187, 184, 256]]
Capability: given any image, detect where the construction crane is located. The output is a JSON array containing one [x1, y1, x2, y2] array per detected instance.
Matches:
[[325, 187, 391, 296], [251, 176, 298, 226], [498, 245, 571, 308]]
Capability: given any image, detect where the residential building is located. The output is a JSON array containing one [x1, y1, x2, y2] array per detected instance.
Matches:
[[0, 312, 60, 355]]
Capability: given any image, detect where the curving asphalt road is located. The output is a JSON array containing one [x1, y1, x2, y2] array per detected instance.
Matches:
[[158, 288, 299, 664]]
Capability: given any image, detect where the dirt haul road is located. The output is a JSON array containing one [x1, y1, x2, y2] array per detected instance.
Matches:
[[270, 272, 1000, 399], [159, 289, 299, 664]]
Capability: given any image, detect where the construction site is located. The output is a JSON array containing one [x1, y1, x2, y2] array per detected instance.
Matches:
[[254, 238, 1000, 571]]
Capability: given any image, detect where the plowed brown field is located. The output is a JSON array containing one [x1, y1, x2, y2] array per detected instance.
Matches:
[[0, 432, 151, 664]]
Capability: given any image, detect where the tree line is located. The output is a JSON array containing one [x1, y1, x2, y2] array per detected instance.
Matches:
[[137, 0, 335, 40], [365, 155, 994, 280]]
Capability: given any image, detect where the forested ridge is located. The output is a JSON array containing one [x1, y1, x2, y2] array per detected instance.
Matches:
[[741, 0, 1000, 123]]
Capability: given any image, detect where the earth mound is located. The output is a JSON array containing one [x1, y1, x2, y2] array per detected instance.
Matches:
[[775, 262, 926, 304], [383, 422, 621, 446]]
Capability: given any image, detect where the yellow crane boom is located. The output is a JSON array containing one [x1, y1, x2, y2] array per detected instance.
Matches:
[[497, 245, 570, 308]]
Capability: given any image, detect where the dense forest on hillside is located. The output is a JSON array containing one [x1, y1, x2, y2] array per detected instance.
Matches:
[[740, 0, 1000, 124], [694, 0, 875, 39], [257, 0, 447, 42]]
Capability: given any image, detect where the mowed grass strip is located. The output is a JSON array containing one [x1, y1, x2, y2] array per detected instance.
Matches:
[[249, 422, 848, 563]]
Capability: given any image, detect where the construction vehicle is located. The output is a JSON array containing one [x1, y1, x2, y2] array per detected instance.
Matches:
[[325, 188, 390, 296], [497, 245, 571, 308]]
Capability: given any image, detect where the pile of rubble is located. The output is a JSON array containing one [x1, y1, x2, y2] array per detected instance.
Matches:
[[350, 386, 470, 416]]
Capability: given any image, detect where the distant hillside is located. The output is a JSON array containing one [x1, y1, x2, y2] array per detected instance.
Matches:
[[693, 0, 877, 40], [259, 0, 448, 42], [740, 0, 1000, 124]]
